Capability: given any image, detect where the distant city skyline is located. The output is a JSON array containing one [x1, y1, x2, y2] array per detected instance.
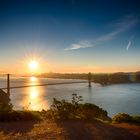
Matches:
[[0, 0, 140, 74]]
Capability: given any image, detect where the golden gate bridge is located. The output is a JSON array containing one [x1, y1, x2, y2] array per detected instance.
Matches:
[[0, 73, 92, 94]]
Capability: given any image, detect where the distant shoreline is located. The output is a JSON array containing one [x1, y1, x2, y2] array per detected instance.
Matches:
[[1, 71, 140, 85], [36, 71, 140, 85]]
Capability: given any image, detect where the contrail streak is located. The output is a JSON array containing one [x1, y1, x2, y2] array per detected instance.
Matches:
[[126, 40, 131, 51]]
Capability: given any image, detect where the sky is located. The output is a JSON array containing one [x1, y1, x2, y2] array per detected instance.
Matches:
[[0, 0, 140, 74]]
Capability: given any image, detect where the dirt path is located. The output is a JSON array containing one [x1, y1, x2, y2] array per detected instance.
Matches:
[[0, 120, 140, 140]]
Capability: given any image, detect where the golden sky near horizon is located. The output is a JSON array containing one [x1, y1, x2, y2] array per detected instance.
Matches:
[[1, 63, 140, 75]]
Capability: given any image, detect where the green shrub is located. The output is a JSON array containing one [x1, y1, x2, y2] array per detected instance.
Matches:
[[132, 116, 140, 123], [112, 113, 132, 123], [44, 94, 111, 121], [78, 103, 110, 121], [112, 113, 140, 123]]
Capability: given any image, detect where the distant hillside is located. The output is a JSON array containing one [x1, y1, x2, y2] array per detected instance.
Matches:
[[37, 71, 140, 85]]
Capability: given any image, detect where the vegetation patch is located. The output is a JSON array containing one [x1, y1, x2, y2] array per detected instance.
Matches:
[[0, 89, 13, 111], [0, 111, 42, 121], [112, 113, 140, 123], [42, 94, 111, 122]]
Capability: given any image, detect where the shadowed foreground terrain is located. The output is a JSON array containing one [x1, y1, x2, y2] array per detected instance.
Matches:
[[0, 93, 139, 139], [0, 120, 140, 140], [0, 92, 139, 139]]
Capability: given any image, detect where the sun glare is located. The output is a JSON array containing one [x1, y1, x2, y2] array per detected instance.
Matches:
[[30, 76, 37, 82], [30, 89, 39, 99], [28, 60, 38, 70]]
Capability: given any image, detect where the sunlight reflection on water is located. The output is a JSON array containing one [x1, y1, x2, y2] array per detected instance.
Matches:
[[21, 77, 48, 110]]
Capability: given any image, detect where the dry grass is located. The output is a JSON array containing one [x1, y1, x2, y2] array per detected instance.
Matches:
[[0, 120, 140, 140], [112, 123, 140, 139]]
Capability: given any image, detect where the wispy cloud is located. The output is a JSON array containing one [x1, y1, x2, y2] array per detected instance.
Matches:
[[126, 40, 132, 51], [65, 16, 139, 50], [65, 40, 93, 50]]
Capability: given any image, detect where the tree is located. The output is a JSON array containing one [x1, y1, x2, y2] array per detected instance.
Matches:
[[0, 89, 13, 111]]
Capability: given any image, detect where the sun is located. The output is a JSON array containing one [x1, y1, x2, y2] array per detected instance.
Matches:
[[28, 60, 39, 70]]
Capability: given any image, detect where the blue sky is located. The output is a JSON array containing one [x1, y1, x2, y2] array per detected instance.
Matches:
[[0, 0, 140, 74]]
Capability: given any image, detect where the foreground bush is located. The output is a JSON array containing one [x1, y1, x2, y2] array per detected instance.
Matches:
[[0, 111, 41, 121], [112, 113, 140, 123], [43, 94, 111, 121]]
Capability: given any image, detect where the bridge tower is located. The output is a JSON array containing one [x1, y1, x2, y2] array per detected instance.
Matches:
[[7, 74, 10, 95], [88, 72, 91, 87]]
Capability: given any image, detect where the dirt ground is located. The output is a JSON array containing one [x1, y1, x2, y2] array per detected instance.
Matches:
[[0, 120, 140, 140]]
